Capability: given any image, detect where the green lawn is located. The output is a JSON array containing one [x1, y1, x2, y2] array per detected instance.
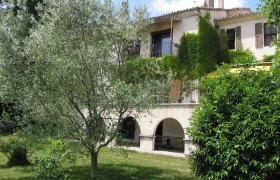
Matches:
[[0, 134, 198, 180]]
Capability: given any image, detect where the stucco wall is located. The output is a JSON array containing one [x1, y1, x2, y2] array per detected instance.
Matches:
[[219, 17, 276, 60], [162, 118, 184, 137], [135, 103, 198, 154]]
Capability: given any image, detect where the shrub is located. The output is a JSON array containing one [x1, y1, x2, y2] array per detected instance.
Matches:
[[198, 13, 221, 76], [0, 101, 22, 133], [177, 13, 225, 79], [124, 55, 177, 81], [33, 138, 76, 179], [228, 48, 257, 64], [124, 57, 160, 83], [158, 54, 180, 77], [177, 33, 199, 79], [262, 54, 275, 62], [0, 136, 31, 167], [188, 67, 280, 179]]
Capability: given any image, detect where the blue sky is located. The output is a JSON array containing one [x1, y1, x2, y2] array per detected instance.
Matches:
[[113, 0, 261, 17]]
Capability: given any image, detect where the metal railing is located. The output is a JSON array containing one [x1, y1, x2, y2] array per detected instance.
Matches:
[[154, 135, 184, 151], [140, 42, 178, 58]]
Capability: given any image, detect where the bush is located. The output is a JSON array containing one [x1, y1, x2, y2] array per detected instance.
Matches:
[[177, 13, 225, 79], [177, 33, 199, 79], [262, 54, 275, 62], [0, 101, 22, 133], [0, 136, 31, 167], [158, 54, 180, 77], [124, 55, 178, 81], [33, 138, 76, 179], [188, 67, 280, 179], [198, 13, 221, 76], [228, 48, 257, 64]]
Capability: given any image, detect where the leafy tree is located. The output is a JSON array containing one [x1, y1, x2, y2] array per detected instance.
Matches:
[[259, 0, 280, 24], [188, 66, 280, 179], [0, 0, 37, 132], [260, 0, 280, 68], [0, 0, 45, 132], [25, 0, 169, 179], [0, 0, 43, 18]]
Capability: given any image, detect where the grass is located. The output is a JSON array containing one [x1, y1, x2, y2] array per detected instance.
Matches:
[[0, 134, 199, 180]]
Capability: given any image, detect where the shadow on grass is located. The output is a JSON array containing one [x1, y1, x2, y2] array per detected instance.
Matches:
[[69, 163, 197, 180]]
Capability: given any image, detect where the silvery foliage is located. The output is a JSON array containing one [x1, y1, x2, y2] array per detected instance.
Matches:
[[0, 2, 29, 100], [0, 1, 35, 126], [24, 0, 170, 151]]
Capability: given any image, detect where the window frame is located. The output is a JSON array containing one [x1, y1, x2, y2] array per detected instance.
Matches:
[[226, 28, 236, 50], [263, 22, 277, 47]]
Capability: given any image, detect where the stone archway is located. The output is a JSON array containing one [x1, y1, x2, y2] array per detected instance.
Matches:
[[154, 118, 185, 152], [120, 116, 141, 147]]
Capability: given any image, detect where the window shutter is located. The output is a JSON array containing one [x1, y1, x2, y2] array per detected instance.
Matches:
[[220, 29, 226, 50], [170, 80, 181, 103], [255, 23, 263, 48], [236, 26, 242, 49]]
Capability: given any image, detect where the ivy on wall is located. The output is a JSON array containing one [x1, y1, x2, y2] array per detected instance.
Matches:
[[197, 13, 221, 76], [177, 13, 224, 80], [177, 33, 199, 79], [123, 54, 180, 83]]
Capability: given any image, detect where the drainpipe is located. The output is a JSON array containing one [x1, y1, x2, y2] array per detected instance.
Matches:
[[170, 16, 173, 55]]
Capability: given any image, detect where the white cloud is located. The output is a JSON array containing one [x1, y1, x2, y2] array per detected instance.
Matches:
[[150, 0, 246, 15], [223, 0, 245, 9], [150, 0, 204, 14]]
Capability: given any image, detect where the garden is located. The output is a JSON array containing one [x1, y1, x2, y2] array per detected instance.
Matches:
[[0, 133, 198, 180], [0, 0, 280, 179]]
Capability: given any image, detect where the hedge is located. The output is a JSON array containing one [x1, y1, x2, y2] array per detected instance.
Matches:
[[188, 66, 280, 179]]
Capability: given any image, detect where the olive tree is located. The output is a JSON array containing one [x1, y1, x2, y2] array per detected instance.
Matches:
[[0, 0, 40, 132], [25, 0, 169, 179]]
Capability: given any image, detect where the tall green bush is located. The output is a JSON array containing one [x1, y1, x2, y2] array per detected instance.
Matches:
[[198, 13, 221, 76], [177, 13, 224, 79], [177, 33, 199, 79], [188, 67, 280, 179]]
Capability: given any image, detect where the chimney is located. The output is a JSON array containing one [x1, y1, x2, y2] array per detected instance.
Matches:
[[205, 0, 214, 8], [218, 0, 224, 9]]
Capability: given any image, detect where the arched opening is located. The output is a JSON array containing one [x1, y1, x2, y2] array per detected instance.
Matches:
[[154, 118, 184, 152], [119, 116, 141, 147]]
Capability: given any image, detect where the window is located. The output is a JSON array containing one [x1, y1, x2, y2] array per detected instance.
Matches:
[[264, 23, 277, 46], [226, 28, 236, 50], [151, 29, 171, 57]]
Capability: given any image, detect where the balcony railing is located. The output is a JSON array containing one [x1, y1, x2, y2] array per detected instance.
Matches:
[[155, 135, 184, 151], [140, 42, 178, 58]]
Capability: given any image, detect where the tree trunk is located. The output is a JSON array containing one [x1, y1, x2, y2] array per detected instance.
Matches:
[[90, 151, 98, 180]]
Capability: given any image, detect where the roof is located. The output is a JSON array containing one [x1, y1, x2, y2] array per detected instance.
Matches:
[[151, 7, 252, 24], [152, 7, 197, 24], [215, 12, 261, 25]]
